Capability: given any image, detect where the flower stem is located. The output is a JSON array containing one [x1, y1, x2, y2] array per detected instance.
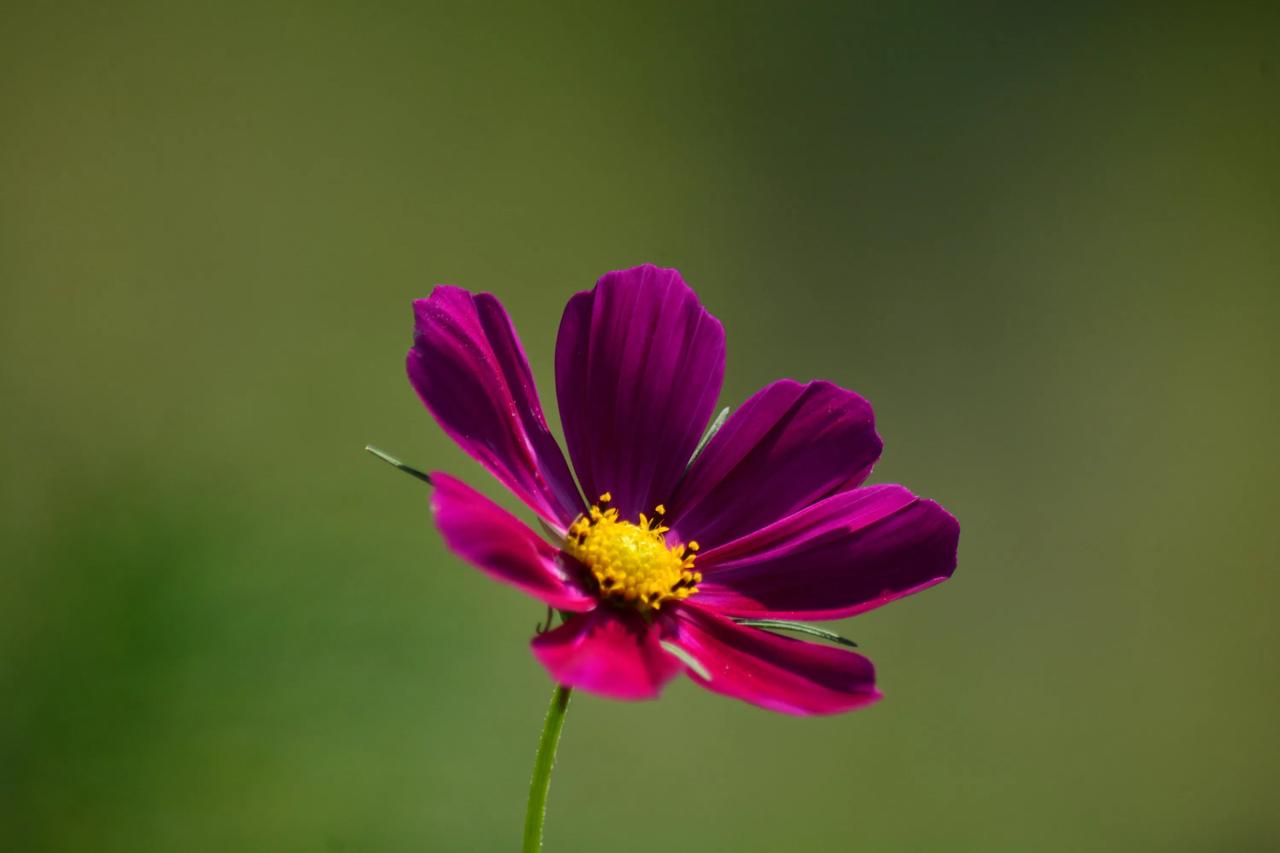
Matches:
[[522, 684, 572, 852]]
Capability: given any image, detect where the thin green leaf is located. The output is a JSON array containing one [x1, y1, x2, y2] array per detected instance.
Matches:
[[364, 445, 432, 485], [660, 640, 711, 681], [687, 406, 730, 469], [733, 618, 858, 648]]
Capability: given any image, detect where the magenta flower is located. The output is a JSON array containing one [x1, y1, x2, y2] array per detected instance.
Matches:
[[407, 264, 958, 715]]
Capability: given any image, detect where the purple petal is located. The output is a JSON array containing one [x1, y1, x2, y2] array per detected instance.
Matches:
[[555, 265, 725, 520], [408, 287, 583, 529], [670, 604, 880, 715], [430, 473, 596, 612], [666, 380, 882, 550], [530, 607, 682, 700], [694, 485, 959, 620]]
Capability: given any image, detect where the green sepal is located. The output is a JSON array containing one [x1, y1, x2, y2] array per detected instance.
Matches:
[[687, 406, 730, 470], [732, 618, 858, 648], [537, 518, 564, 543], [660, 640, 711, 680], [365, 445, 432, 485]]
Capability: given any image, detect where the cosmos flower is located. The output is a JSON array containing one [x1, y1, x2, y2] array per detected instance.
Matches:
[[407, 264, 958, 715]]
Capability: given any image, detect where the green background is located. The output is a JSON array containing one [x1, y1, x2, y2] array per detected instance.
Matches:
[[4, 3, 1277, 851]]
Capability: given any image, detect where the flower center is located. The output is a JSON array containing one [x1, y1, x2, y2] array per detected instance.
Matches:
[[564, 493, 701, 611]]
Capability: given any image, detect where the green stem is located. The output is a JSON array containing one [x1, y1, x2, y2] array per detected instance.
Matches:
[[522, 684, 572, 852]]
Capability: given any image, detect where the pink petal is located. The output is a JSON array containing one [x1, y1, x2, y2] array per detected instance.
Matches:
[[555, 264, 725, 521], [695, 485, 959, 620], [666, 380, 882, 550], [531, 607, 682, 700], [670, 604, 880, 715], [408, 287, 583, 529], [430, 473, 596, 612]]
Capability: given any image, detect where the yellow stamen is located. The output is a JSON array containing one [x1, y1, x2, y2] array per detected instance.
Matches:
[[564, 498, 700, 611]]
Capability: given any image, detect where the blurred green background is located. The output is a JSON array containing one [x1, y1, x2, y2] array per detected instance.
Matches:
[[3, 3, 1277, 851]]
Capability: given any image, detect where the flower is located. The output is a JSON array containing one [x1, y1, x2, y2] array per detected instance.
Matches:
[[407, 264, 959, 715]]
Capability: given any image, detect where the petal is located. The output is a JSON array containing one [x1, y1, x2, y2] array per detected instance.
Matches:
[[408, 287, 583, 529], [555, 264, 725, 520], [666, 380, 882, 549], [531, 607, 682, 700], [670, 605, 880, 715], [694, 485, 959, 620], [430, 473, 596, 612]]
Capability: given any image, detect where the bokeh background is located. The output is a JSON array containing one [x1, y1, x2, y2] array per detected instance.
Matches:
[[3, 3, 1278, 851]]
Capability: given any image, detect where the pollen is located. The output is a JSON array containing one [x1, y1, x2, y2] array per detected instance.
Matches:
[[564, 499, 701, 611]]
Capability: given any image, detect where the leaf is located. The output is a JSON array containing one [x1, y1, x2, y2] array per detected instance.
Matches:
[[687, 406, 730, 470], [732, 618, 858, 648], [660, 641, 711, 681], [365, 445, 432, 485]]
